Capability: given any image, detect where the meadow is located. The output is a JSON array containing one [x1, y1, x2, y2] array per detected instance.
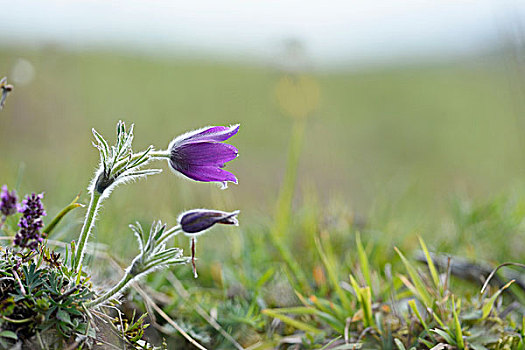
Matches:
[[0, 48, 524, 349]]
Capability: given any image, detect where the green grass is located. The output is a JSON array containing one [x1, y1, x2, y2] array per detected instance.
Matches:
[[1, 48, 525, 348]]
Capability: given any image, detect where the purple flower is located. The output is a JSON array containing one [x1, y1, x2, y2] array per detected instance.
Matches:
[[0, 185, 18, 217], [178, 209, 240, 235], [178, 209, 239, 278], [168, 125, 239, 187], [14, 193, 46, 249]]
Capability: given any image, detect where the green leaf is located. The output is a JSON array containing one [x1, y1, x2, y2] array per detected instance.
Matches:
[[255, 267, 275, 291], [395, 247, 432, 307], [408, 299, 431, 338], [469, 345, 489, 350], [262, 306, 317, 315], [452, 298, 464, 349], [56, 309, 73, 326], [461, 309, 483, 321], [124, 169, 162, 178], [356, 232, 372, 288], [92, 128, 110, 157], [0, 331, 17, 340], [419, 339, 434, 348], [43, 194, 84, 237], [481, 279, 514, 320], [431, 329, 455, 345], [394, 338, 406, 350], [316, 236, 352, 313], [359, 286, 374, 328], [319, 336, 342, 350], [466, 326, 501, 347], [128, 145, 154, 168], [329, 344, 362, 350], [418, 236, 441, 293], [262, 309, 323, 335]]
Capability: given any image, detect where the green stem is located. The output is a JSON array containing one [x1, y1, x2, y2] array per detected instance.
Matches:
[[73, 191, 102, 271], [1, 315, 33, 324], [111, 149, 169, 176], [85, 272, 133, 308], [150, 150, 170, 158]]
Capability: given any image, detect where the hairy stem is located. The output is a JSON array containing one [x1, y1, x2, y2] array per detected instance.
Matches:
[[85, 271, 133, 308], [150, 150, 170, 158], [73, 191, 102, 271]]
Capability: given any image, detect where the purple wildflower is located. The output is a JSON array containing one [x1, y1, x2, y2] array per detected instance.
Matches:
[[168, 124, 239, 187], [178, 209, 239, 278], [178, 209, 239, 235], [14, 193, 46, 249], [0, 185, 18, 217]]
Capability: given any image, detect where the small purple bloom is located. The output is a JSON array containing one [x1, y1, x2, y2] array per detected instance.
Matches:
[[168, 125, 239, 187], [14, 193, 46, 249], [178, 209, 240, 235], [0, 185, 18, 217], [178, 209, 239, 278]]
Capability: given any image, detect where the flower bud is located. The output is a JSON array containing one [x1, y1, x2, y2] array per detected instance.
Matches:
[[178, 209, 239, 235]]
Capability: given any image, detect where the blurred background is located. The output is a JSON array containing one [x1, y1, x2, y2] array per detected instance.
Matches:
[[2, 0, 525, 260]]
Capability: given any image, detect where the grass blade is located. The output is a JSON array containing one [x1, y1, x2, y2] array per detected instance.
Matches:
[[418, 236, 441, 294], [262, 309, 323, 335], [395, 247, 432, 307], [356, 232, 372, 288], [316, 236, 352, 313], [452, 298, 464, 349], [359, 286, 374, 328]]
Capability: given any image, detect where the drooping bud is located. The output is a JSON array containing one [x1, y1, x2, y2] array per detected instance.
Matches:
[[178, 209, 239, 235]]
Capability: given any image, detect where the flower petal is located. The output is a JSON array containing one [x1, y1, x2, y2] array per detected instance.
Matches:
[[172, 141, 238, 167], [189, 124, 240, 142], [176, 165, 238, 184]]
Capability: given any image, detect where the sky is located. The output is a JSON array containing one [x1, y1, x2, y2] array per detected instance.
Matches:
[[1, 0, 525, 68]]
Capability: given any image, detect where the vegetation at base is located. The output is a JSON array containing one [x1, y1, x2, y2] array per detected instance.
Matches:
[[0, 244, 159, 349]]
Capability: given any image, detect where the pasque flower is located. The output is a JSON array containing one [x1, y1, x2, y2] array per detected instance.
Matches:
[[178, 209, 240, 235], [178, 209, 239, 278], [168, 125, 239, 187], [14, 193, 46, 249], [0, 185, 18, 217]]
